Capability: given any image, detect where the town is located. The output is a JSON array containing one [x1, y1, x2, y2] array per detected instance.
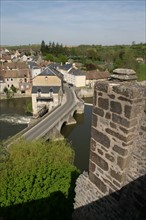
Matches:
[[0, 0, 146, 219]]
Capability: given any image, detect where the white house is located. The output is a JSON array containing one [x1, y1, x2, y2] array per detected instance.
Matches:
[[58, 63, 86, 87]]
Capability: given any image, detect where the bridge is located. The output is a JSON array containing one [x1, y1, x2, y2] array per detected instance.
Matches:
[[22, 84, 84, 141]]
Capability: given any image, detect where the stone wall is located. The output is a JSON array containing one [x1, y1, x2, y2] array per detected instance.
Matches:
[[73, 69, 146, 220]]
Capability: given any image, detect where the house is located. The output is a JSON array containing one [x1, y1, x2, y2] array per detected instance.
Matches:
[[0, 75, 7, 93], [67, 68, 86, 87], [86, 70, 110, 88], [0, 54, 12, 63], [0, 69, 31, 94], [28, 61, 42, 79], [1, 61, 28, 70], [31, 67, 63, 116], [57, 63, 86, 87]]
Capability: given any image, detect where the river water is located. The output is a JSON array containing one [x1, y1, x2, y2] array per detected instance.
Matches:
[[0, 97, 93, 172]]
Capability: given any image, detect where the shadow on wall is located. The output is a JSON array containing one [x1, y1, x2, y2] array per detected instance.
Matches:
[[73, 174, 146, 220], [0, 171, 79, 220]]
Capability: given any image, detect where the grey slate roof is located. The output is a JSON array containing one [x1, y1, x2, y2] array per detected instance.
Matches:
[[28, 61, 38, 69], [62, 63, 72, 71], [32, 86, 60, 94], [39, 67, 56, 76], [68, 68, 85, 76]]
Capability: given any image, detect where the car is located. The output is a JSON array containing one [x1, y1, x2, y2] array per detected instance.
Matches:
[[68, 83, 73, 87]]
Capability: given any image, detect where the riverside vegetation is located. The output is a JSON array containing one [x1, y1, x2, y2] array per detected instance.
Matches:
[[0, 139, 80, 220]]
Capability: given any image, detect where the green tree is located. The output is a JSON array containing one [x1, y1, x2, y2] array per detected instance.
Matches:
[[3, 87, 13, 99], [40, 40, 46, 55], [45, 53, 55, 61], [0, 139, 79, 220], [10, 85, 17, 93], [58, 54, 67, 64]]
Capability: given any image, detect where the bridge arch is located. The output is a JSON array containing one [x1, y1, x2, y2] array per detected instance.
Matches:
[[60, 121, 68, 133]]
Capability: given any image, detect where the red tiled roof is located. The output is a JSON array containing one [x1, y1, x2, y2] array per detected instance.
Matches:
[[0, 69, 30, 78], [86, 70, 110, 80], [0, 62, 27, 70]]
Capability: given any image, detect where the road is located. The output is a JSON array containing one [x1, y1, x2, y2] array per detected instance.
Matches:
[[22, 84, 77, 141]]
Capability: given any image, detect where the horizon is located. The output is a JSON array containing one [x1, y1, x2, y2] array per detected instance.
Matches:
[[1, 42, 146, 48], [1, 0, 146, 46]]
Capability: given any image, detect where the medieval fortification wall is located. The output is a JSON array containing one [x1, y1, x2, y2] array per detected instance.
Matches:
[[73, 69, 146, 220]]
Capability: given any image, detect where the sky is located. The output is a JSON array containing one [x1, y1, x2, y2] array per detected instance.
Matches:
[[1, 0, 146, 46]]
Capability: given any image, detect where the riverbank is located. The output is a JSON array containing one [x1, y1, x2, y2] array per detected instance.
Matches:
[[0, 93, 31, 100]]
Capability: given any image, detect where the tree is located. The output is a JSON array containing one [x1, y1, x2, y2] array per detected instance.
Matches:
[[45, 53, 55, 61], [10, 85, 17, 93], [0, 139, 79, 220], [58, 54, 67, 64], [40, 40, 46, 55], [3, 87, 13, 99]]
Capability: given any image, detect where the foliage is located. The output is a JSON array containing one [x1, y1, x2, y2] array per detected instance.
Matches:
[[0, 139, 79, 219], [3, 87, 14, 99], [45, 53, 55, 61], [58, 54, 68, 64], [84, 62, 97, 70], [25, 102, 32, 114], [10, 85, 17, 93], [136, 63, 146, 81], [6, 41, 146, 78], [0, 142, 9, 165]]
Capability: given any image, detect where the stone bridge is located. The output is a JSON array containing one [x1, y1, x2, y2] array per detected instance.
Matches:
[[21, 85, 84, 141]]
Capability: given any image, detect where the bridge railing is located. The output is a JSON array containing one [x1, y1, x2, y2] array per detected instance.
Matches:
[[3, 103, 61, 147]]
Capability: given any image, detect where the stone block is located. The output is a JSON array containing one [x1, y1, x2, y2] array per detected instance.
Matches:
[[113, 145, 128, 156], [112, 113, 130, 128], [124, 105, 140, 119], [117, 156, 129, 170], [108, 94, 115, 99], [90, 150, 109, 171], [95, 82, 108, 93], [98, 148, 104, 155], [106, 128, 127, 142], [93, 90, 97, 106], [110, 122, 117, 129], [118, 96, 132, 103], [89, 172, 107, 193], [93, 106, 104, 117], [91, 127, 110, 148], [110, 169, 124, 183], [92, 113, 98, 127], [105, 153, 115, 162], [98, 97, 109, 110], [113, 68, 136, 75], [141, 125, 146, 132], [98, 92, 103, 96], [112, 114, 128, 127], [110, 101, 122, 114], [89, 161, 96, 173], [113, 84, 140, 99], [105, 112, 111, 119]]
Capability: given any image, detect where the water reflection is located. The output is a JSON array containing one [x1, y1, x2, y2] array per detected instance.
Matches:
[[61, 105, 92, 172]]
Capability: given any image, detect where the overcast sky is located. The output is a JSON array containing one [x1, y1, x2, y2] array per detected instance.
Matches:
[[1, 0, 145, 46]]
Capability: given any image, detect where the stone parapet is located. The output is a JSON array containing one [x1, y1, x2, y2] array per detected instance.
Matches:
[[73, 69, 146, 220], [89, 80, 145, 192]]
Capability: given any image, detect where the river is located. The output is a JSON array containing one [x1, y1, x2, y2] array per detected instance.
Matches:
[[0, 97, 93, 172]]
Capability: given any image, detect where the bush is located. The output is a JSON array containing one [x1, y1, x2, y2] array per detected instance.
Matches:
[[0, 139, 79, 220]]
